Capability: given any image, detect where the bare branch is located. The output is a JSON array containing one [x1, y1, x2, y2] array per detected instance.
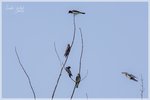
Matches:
[[70, 14, 76, 48], [70, 77, 76, 83], [86, 93, 88, 100], [54, 42, 63, 66], [70, 27, 84, 99], [15, 47, 36, 100], [71, 85, 76, 99], [51, 56, 69, 99], [140, 74, 144, 99], [51, 14, 77, 100], [79, 28, 84, 74], [81, 70, 88, 82]]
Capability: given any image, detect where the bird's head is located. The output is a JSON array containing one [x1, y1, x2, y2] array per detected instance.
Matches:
[[68, 44, 70, 47], [68, 10, 72, 14], [77, 73, 81, 77], [122, 72, 128, 75], [67, 66, 71, 69]]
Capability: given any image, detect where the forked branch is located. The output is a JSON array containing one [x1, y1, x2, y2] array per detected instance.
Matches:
[[51, 14, 77, 100], [54, 42, 63, 66], [71, 28, 84, 99]]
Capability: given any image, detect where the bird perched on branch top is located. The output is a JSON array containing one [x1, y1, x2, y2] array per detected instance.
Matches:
[[65, 66, 73, 78], [64, 44, 71, 58], [68, 10, 85, 15], [122, 72, 138, 82], [75, 73, 81, 88]]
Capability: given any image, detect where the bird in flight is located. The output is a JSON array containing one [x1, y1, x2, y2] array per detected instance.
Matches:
[[68, 10, 85, 15], [75, 73, 81, 88], [122, 72, 138, 82], [64, 44, 71, 58], [65, 66, 73, 78]]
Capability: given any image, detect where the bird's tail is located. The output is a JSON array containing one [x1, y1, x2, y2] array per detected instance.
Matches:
[[75, 83, 78, 88], [132, 78, 138, 82], [81, 12, 85, 14], [69, 74, 72, 77]]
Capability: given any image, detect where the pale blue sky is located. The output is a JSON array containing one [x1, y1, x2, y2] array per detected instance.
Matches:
[[2, 2, 148, 98]]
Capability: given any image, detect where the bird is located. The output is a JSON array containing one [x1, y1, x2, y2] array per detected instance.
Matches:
[[122, 72, 138, 82], [75, 73, 81, 88], [64, 44, 71, 58], [65, 66, 73, 78], [68, 10, 85, 15]]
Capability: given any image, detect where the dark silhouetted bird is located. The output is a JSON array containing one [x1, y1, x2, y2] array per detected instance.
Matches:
[[64, 44, 71, 58], [65, 66, 72, 78], [68, 10, 85, 15], [75, 73, 81, 88], [122, 72, 138, 82]]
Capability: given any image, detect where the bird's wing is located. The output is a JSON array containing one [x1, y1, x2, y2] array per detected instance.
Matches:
[[129, 74, 136, 78], [67, 45, 71, 51], [66, 46, 69, 51], [72, 10, 79, 12], [131, 77, 138, 82], [68, 69, 72, 74], [65, 68, 68, 72], [76, 76, 80, 82]]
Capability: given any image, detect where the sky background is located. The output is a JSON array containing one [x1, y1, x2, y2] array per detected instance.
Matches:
[[2, 2, 148, 98]]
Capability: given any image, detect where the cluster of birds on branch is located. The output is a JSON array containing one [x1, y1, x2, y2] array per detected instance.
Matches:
[[63, 10, 85, 88], [63, 10, 138, 88], [64, 41, 81, 88]]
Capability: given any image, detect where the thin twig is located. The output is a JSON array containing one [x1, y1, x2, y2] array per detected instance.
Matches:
[[86, 93, 88, 100], [51, 14, 77, 100], [71, 85, 76, 99], [70, 14, 76, 48], [81, 70, 88, 82], [15, 47, 36, 100], [70, 27, 84, 99], [51, 56, 68, 99], [54, 42, 63, 66], [70, 77, 76, 82], [79, 28, 84, 74], [140, 75, 144, 99]]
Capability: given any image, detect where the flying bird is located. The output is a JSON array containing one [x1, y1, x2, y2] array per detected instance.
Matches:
[[75, 73, 81, 88], [68, 10, 85, 15], [122, 72, 138, 82], [64, 44, 71, 58], [65, 66, 73, 78]]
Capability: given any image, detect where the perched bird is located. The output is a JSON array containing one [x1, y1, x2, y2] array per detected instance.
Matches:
[[65, 66, 73, 78], [64, 44, 71, 58], [75, 73, 81, 88], [122, 72, 138, 82], [68, 10, 85, 15]]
